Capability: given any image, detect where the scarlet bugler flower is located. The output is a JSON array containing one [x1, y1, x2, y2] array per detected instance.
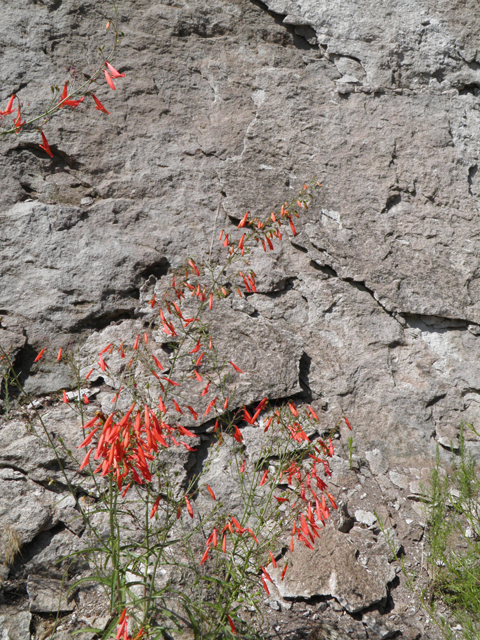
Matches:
[[104, 70, 116, 90], [91, 93, 110, 114], [228, 361, 243, 374], [204, 397, 217, 416], [150, 495, 161, 519], [106, 62, 125, 78], [59, 82, 84, 108], [227, 616, 237, 634], [206, 484, 216, 500], [33, 348, 46, 363], [185, 495, 194, 518], [238, 212, 249, 228], [39, 131, 54, 158], [0, 94, 16, 116]]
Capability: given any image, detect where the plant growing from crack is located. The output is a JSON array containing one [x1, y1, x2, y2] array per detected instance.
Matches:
[[1, 180, 354, 639]]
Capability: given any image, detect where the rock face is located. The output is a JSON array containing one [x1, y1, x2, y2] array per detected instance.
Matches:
[[2, 0, 480, 637], [270, 525, 396, 613]]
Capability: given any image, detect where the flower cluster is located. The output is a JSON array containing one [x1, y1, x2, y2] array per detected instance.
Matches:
[[26, 178, 355, 637]]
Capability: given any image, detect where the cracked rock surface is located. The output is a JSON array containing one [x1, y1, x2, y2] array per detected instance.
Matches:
[[2, 0, 480, 637]]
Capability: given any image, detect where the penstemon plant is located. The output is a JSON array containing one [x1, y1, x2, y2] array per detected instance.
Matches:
[[0, 180, 352, 639], [0, 0, 124, 157]]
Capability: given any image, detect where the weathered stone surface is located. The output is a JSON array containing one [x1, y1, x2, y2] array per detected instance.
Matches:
[[0, 608, 31, 640], [26, 575, 74, 612], [0, 469, 55, 558], [1, 0, 480, 636], [270, 525, 395, 613]]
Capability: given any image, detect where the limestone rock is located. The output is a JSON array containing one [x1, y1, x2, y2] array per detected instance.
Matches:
[[0, 609, 31, 640], [270, 526, 395, 613], [26, 575, 74, 613]]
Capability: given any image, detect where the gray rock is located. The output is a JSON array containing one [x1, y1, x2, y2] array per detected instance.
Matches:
[[365, 449, 389, 476], [354, 509, 377, 527], [0, 469, 55, 562], [2, 0, 480, 636], [270, 526, 395, 613], [0, 609, 31, 640], [27, 575, 74, 612]]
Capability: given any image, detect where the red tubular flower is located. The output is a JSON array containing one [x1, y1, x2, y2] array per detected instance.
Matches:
[[189, 340, 202, 354], [281, 564, 288, 580], [289, 218, 297, 236], [133, 335, 140, 350], [326, 492, 338, 509], [105, 61, 125, 78], [188, 259, 200, 276], [185, 495, 194, 518], [200, 545, 210, 565], [34, 348, 46, 363], [204, 397, 217, 416], [238, 212, 249, 228], [343, 416, 352, 430], [98, 355, 107, 371], [62, 390, 69, 403], [77, 426, 100, 449], [223, 397, 229, 410], [227, 616, 237, 634], [264, 417, 273, 433], [177, 425, 195, 437], [288, 401, 298, 417], [99, 343, 113, 355], [233, 425, 243, 443], [85, 368, 94, 380], [328, 437, 334, 457], [186, 405, 198, 420], [172, 399, 184, 415], [38, 130, 54, 158], [269, 552, 277, 568], [229, 361, 243, 374], [222, 533, 227, 552], [247, 528, 258, 544], [14, 107, 25, 132], [307, 405, 319, 421], [83, 394, 91, 404], [202, 381, 210, 396], [150, 495, 161, 519], [104, 70, 116, 90], [240, 460, 245, 473], [259, 469, 268, 486], [1, 94, 16, 116], [262, 566, 273, 583], [133, 628, 144, 640], [261, 576, 270, 595], [91, 92, 110, 114], [162, 377, 179, 386], [206, 484, 216, 500], [59, 83, 84, 108], [79, 447, 93, 470], [152, 354, 164, 370]]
